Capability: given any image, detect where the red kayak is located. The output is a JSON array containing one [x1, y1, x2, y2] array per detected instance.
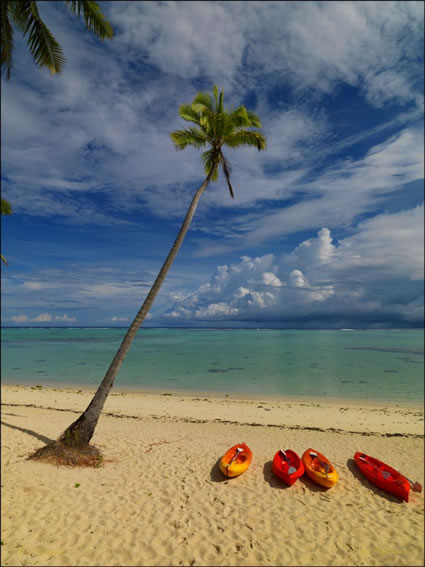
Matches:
[[354, 451, 410, 502], [272, 449, 305, 486]]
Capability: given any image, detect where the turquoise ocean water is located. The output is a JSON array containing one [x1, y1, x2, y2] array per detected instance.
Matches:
[[1, 328, 424, 404]]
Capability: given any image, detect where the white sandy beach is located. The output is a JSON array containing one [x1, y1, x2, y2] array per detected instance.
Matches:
[[1, 384, 424, 566]]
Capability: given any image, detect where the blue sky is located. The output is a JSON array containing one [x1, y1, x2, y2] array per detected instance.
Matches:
[[1, 1, 424, 328]]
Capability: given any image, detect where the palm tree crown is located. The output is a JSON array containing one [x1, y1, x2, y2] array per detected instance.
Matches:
[[1, 0, 113, 80], [170, 86, 266, 199]]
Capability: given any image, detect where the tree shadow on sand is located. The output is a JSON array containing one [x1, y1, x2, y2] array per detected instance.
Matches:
[[1, 420, 53, 445], [346, 458, 404, 504]]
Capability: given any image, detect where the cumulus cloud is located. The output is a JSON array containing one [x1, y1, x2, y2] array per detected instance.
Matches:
[[163, 206, 424, 326], [10, 314, 29, 323]]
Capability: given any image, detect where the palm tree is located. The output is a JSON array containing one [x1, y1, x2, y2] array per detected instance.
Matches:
[[1, 0, 113, 80], [33, 85, 266, 461]]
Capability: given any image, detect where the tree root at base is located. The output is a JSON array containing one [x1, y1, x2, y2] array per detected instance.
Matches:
[[28, 441, 104, 468]]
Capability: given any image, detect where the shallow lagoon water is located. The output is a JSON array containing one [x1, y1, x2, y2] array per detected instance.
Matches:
[[1, 328, 423, 403]]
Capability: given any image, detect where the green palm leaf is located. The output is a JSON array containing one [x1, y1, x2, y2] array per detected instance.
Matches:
[[225, 130, 266, 151], [0, 2, 14, 80], [247, 110, 262, 128], [64, 1, 113, 39], [228, 106, 252, 128], [201, 149, 219, 181], [1, 198, 12, 215], [170, 127, 208, 150], [220, 153, 234, 199], [179, 104, 201, 125], [9, 0, 65, 74], [191, 91, 213, 113], [27, 8, 65, 74], [212, 85, 219, 108]]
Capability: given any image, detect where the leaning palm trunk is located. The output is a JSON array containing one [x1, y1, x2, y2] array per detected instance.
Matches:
[[33, 85, 266, 461], [59, 169, 214, 447]]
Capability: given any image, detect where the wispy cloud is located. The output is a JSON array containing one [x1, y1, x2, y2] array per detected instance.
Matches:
[[1, 1, 423, 327]]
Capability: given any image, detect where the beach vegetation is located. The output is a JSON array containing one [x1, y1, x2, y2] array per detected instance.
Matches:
[[28, 85, 266, 466]]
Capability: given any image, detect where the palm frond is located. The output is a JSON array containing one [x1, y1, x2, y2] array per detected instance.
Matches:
[[224, 130, 267, 151], [7, 0, 29, 33], [220, 152, 234, 199], [228, 106, 251, 128], [0, 2, 14, 80], [64, 1, 113, 40], [212, 84, 219, 108], [27, 15, 65, 73], [192, 107, 215, 138], [170, 127, 208, 150], [179, 104, 201, 125], [201, 149, 219, 181], [1, 198, 12, 215], [191, 91, 213, 113], [10, 1, 65, 74], [247, 110, 262, 128], [218, 89, 224, 115]]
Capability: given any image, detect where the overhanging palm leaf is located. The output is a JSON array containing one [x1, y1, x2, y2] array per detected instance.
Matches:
[[1, 198, 12, 215], [27, 1, 65, 74], [64, 1, 113, 40], [0, 2, 14, 80], [1, 0, 113, 80]]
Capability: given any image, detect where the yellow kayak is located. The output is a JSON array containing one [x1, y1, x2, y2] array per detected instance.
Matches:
[[302, 448, 338, 488], [219, 443, 252, 478]]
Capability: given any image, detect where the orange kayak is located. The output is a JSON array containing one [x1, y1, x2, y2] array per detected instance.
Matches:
[[219, 442, 252, 477], [302, 448, 338, 488]]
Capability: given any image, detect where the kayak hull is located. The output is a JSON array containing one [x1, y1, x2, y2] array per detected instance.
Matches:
[[354, 451, 410, 502], [219, 443, 252, 478], [272, 449, 304, 486], [302, 448, 338, 488]]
